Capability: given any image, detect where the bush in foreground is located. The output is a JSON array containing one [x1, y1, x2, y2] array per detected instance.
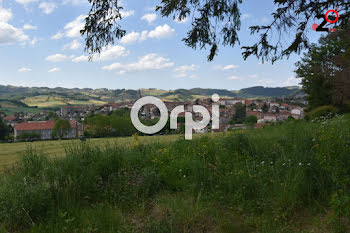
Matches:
[[0, 116, 350, 232]]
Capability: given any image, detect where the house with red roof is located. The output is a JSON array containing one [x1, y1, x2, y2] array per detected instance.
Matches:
[[14, 120, 83, 140], [2, 115, 18, 127]]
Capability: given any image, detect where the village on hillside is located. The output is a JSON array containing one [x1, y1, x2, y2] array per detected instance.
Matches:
[[0, 94, 307, 142]]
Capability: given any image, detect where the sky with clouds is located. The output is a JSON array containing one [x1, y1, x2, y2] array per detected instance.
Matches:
[[0, 0, 323, 90]]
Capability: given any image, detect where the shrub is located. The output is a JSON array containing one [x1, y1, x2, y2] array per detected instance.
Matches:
[[0, 117, 349, 232], [18, 131, 41, 140], [244, 115, 258, 125], [306, 105, 338, 121]]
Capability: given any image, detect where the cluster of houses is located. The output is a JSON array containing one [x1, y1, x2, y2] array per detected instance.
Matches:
[[1, 96, 305, 141]]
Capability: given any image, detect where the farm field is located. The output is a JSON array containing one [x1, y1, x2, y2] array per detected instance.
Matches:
[[0, 100, 42, 115], [22, 95, 107, 108]]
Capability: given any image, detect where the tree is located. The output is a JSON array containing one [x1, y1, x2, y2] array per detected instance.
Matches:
[[0, 119, 9, 140], [46, 111, 58, 121], [52, 119, 72, 139], [81, 0, 350, 62], [248, 103, 257, 110], [244, 115, 258, 125], [233, 103, 246, 124], [295, 26, 350, 110], [262, 103, 269, 113]]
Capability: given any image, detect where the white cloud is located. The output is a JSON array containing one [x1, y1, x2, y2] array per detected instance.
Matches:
[[23, 24, 37, 30], [214, 64, 239, 71], [174, 65, 199, 73], [283, 76, 300, 86], [73, 45, 129, 62], [249, 74, 259, 78], [48, 67, 60, 73], [140, 30, 148, 41], [0, 7, 13, 23], [173, 64, 199, 78], [39, 2, 57, 14], [15, 0, 37, 5], [241, 14, 251, 20], [148, 24, 175, 39], [0, 7, 29, 45], [120, 25, 174, 44], [227, 75, 241, 80], [45, 54, 68, 62], [64, 39, 81, 50], [102, 53, 174, 73], [141, 13, 157, 24], [120, 10, 135, 18], [72, 55, 88, 62], [96, 45, 129, 61], [62, 0, 86, 5], [120, 30, 148, 44], [64, 14, 85, 38], [18, 67, 32, 72], [257, 79, 275, 85], [0, 22, 29, 45], [29, 37, 38, 46], [52, 15, 86, 40], [120, 31, 142, 44], [51, 31, 63, 40]]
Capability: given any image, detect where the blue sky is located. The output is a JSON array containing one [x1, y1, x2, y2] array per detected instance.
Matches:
[[0, 0, 323, 90]]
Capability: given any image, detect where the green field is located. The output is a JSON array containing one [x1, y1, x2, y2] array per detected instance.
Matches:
[[0, 134, 213, 171], [0, 100, 43, 115], [22, 95, 107, 108], [0, 117, 349, 232]]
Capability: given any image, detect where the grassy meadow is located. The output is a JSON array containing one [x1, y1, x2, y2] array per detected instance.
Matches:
[[22, 95, 107, 108], [0, 115, 350, 232], [0, 134, 189, 171]]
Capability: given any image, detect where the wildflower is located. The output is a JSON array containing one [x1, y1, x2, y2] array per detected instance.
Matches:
[[261, 161, 265, 165], [282, 163, 285, 166], [270, 162, 273, 165], [299, 162, 303, 166], [183, 175, 186, 178], [307, 163, 311, 166]]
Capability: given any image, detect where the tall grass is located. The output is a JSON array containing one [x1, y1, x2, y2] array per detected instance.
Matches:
[[0, 116, 350, 232]]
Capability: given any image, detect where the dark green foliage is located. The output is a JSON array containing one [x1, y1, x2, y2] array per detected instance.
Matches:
[[85, 108, 137, 137], [52, 119, 71, 139], [296, 27, 350, 111], [244, 115, 258, 125], [80, 0, 126, 59], [262, 103, 269, 113], [248, 103, 257, 110], [18, 132, 41, 140], [46, 112, 57, 120], [0, 119, 9, 140], [233, 103, 246, 124], [305, 105, 338, 121], [81, 0, 350, 62]]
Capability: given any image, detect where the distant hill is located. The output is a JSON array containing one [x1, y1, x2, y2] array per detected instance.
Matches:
[[238, 86, 304, 98], [0, 85, 304, 113]]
